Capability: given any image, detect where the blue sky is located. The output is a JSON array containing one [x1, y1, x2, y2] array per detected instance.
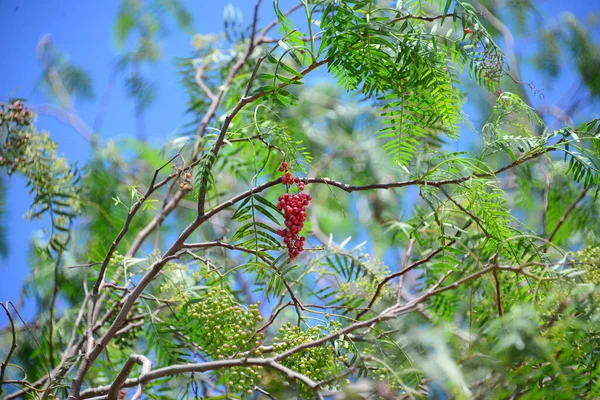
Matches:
[[1, 0, 599, 319]]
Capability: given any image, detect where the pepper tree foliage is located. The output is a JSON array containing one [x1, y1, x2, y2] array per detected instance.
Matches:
[[1, 0, 600, 399]]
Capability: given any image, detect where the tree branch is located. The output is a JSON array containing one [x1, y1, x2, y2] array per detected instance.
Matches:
[[80, 358, 318, 399], [106, 354, 151, 400]]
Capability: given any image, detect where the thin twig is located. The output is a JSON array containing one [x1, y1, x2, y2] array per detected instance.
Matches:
[[183, 243, 306, 313], [358, 222, 471, 319], [438, 185, 495, 239], [48, 231, 70, 368], [389, 13, 456, 24], [8, 302, 52, 385], [547, 188, 589, 243], [194, 64, 216, 102], [541, 165, 551, 237], [0, 303, 17, 397], [396, 239, 415, 304]]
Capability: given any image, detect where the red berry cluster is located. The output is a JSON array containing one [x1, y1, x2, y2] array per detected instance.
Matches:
[[276, 162, 311, 259]]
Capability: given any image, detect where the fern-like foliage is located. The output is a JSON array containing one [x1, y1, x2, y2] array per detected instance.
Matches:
[[558, 119, 600, 191], [231, 194, 282, 256], [482, 92, 545, 157], [317, 0, 505, 166]]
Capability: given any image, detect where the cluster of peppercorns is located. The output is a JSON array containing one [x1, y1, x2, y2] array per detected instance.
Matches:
[[276, 162, 311, 259], [1, 100, 33, 125], [184, 287, 265, 396], [271, 321, 348, 395], [171, 164, 193, 192], [0, 100, 34, 174]]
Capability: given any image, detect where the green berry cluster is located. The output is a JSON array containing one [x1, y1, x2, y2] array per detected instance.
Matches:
[[182, 287, 264, 396], [572, 246, 600, 285], [272, 321, 349, 395], [224, 366, 264, 397]]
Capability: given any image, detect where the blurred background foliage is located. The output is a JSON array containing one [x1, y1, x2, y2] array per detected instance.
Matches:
[[1, 0, 600, 399]]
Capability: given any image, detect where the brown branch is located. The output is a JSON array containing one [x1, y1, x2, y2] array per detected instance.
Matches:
[[274, 304, 414, 363], [79, 358, 319, 400], [195, 18, 265, 215], [389, 13, 457, 24], [407, 263, 549, 307], [194, 3, 329, 216], [68, 255, 184, 397], [106, 354, 151, 400], [183, 241, 273, 263]]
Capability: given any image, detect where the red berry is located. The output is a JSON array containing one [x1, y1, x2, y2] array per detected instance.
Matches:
[[464, 27, 471, 34], [282, 161, 288, 169], [276, 188, 311, 258]]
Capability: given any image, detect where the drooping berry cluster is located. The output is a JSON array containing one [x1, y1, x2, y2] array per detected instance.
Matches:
[[276, 162, 311, 259]]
